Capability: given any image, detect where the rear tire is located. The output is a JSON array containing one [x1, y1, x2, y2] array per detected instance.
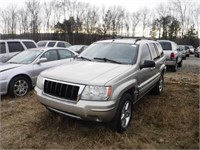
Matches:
[[110, 93, 133, 133], [178, 59, 182, 67], [152, 74, 164, 95], [172, 62, 177, 72]]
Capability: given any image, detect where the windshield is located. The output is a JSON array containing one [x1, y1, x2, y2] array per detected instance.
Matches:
[[8, 50, 43, 64], [79, 43, 138, 64]]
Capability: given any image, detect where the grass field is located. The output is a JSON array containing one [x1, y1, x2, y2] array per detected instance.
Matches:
[[1, 58, 199, 149]]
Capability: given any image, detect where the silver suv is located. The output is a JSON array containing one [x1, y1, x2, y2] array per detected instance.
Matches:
[[0, 39, 37, 63], [35, 39, 166, 133], [157, 40, 183, 72]]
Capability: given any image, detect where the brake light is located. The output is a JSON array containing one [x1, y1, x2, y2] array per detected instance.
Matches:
[[170, 53, 175, 59]]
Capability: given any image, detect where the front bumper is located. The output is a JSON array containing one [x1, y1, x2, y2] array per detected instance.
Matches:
[[0, 79, 9, 95], [34, 86, 118, 122]]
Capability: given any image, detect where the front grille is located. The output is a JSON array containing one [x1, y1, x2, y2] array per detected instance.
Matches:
[[44, 80, 79, 101]]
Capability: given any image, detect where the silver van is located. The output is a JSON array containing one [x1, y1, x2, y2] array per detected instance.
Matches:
[[0, 39, 37, 63]]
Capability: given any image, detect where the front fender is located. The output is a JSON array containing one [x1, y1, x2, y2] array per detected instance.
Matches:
[[111, 79, 138, 101]]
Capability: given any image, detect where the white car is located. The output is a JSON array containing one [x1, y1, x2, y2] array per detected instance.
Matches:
[[0, 47, 78, 97], [37, 40, 71, 48], [0, 39, 37, 63]]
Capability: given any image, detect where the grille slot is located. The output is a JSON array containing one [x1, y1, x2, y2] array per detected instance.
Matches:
[[44, 80, 79, 101]]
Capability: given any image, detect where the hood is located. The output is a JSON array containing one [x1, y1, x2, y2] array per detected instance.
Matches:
[[0, 63, 23, 72], [41, 61, 132, 85]]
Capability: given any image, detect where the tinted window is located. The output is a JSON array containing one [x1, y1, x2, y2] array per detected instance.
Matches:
[[159, 42, 172, 50], [47, 42, 56, 47], [8, 42, 24, 52], [141, 44, 151, 64], [23, 41, 36, 48], [57, 42, 65, 47], [149, 43, 159, 60], [0, 42, 6, 54], [37, 41, 47, 47], [41, 50, 58, 61], [58, 50, 73, 59]]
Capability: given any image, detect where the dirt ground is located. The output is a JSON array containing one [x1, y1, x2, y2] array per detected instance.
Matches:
[[0, 56, 199, 149]]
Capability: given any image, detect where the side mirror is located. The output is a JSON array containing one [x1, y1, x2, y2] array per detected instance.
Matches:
[[73, 54, 79, 59], [140, 60, 155, 69], [37, 58, 47, 64]]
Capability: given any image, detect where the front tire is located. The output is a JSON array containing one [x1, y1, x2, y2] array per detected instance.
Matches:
[[8, 76, 31, 97], [111, 93, 133, 133]]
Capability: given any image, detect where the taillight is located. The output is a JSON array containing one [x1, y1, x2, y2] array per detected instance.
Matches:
[[170, 53, 175, 59]]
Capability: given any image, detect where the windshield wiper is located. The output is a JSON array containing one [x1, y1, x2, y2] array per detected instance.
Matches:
[[77, 56, 92, 61], [8, 62, 19, 64], [93, 57, 122, 64]]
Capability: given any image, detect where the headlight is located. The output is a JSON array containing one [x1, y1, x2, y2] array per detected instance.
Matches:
[[81, 85, 112, 100], [36, 75, 44, 90]]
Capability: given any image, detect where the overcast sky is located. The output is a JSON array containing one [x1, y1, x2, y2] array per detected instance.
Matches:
[[0, 0, 170, 12]]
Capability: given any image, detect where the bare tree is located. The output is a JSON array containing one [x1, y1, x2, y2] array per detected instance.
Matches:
[[141, 7, 150, 37], [84, 6, 99, 34], [18, 8, 29, 34], [43, 0, 55, 33], [130, 11, 141, 37], [1, 9, 9, 34], [26, 0, 41, 40], [172, 0, 192, 38]]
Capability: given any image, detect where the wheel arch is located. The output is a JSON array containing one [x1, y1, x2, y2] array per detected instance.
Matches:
[[8, 74, 33, 91]]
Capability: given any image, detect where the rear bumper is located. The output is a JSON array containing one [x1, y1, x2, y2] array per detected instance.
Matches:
[[165, 59, 176, 66]]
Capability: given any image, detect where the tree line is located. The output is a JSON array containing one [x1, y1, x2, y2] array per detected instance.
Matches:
[[0, 0, 199, 47]]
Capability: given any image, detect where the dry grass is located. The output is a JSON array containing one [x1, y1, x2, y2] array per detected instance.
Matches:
[[0, 63, 199, 149]]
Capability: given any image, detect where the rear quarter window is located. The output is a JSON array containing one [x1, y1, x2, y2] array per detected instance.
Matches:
[[22, 41, 37, 49], [57, 42, 65, 47]]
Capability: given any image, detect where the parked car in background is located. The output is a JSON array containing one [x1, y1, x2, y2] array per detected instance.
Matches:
[[178, 45, 187, 59], [37, 40, 71, 48], [184, 45, 190, 57], [187, 45, 195, 54], [0, 47, 78, 97], [35, 38, 166, 133], [0, 39, 37, 63], [68, 45, 88, 54], [158, 40, 183, 72], [194, 46, 200, 57]]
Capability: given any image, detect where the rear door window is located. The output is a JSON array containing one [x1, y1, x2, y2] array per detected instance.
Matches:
[[7, 42, 24, 52], [0, 42, 6, 54], [22, 41, 37, 49], [149, 43, 159, 60], [58, 49, 73, 59]]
